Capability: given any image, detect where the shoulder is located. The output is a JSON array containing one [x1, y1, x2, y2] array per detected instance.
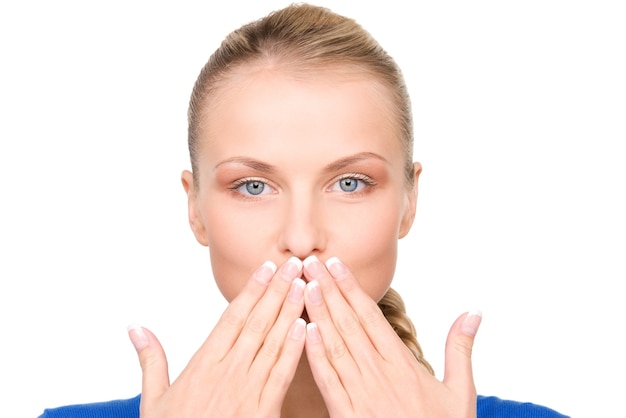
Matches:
[[478, 395, 570, 418], [38, 394, 569, 418], [38, 395, 140, 418]]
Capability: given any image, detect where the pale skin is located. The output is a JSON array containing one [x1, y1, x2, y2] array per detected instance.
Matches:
[[128, 65, 482, 417]]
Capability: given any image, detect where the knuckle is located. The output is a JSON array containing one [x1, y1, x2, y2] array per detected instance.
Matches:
[[245, 314, 269, 335], [140, 351, 161, 371], [453, 338, 474, 357], [267, 281, 287, 297], [339, 277, 357, 293], [221, 310, 246, 329], [267, 366, 291, 392], [359, 306, 382, 326], [260, 336, 282, 358], [337, 313, 360, 336], [327, 340, 347, 360], [318, 371, 341, 392]]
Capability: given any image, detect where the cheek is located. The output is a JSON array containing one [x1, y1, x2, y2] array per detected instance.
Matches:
[[331, 200, 402, 302], [204, 206, 274, 302], [345, 226, 398, 302]]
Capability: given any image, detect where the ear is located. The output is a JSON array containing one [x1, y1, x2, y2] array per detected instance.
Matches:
[[399, 162, 422, 238], [181, 170, 209, 246]]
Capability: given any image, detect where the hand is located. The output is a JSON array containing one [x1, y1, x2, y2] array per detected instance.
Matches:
[[302, 255, 481, 418], [127, 257, 307, 418]]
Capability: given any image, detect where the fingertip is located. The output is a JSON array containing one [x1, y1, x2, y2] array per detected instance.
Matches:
[[128, 324, 171, 400], [443, 311, 481, 389], [325, 257, 349, 280], [289, 317, 307, 341], [460, 310, 482, 337], [253, 261, 277, 284], [128, 323, 150, 352], [306, 322, 322, 344]]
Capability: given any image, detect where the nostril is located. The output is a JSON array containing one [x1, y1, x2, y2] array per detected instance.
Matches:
[[278, 212, 326, 259]]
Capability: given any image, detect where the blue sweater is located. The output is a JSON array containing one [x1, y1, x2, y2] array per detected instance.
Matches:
[[39, 394, 569, 417]]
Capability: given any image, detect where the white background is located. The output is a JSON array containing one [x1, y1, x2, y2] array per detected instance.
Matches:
[[1, 1, 624, 417]]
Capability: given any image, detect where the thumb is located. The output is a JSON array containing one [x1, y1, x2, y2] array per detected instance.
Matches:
[[442, 310, 482, 395], [127, 324, 170, 405]]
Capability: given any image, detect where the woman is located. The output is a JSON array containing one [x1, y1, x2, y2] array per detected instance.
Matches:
[[41, 4, 568, 417]]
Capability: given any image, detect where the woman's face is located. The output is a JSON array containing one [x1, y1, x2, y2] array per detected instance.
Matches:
[[182, 67, 420, 302]]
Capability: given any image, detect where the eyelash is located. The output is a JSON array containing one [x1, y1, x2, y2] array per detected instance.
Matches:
[[228, 177, 275, 200], [331, 173, 377, 194], [228, 173, 376, 199]]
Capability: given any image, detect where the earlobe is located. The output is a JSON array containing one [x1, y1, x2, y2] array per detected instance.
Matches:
[[181, 170, 209, 247], [399, 162, 422, 238]]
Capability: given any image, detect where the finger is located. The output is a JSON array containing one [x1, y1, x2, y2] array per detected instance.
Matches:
[[249, 277, 305, 381], [442, 310, 482, 395], [305, 322, 351, 417], [303, 256, 368, 347], [230, 257, 303, 364], [305, 256, 394, 364], [202, 260, 277, 360], [325, 256, 407, 360], [261, 318, 307, 406], [127, 325, 170, 407], [304, 280, 361, 385]]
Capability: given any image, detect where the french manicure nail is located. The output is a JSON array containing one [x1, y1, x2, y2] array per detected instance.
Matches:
[[127, 324, 149, 352], [254, 261, 277, 284], [306, 322, 321, 343], [290, 318, 306, 341], [307, 280, 322, 305], [288, 278, 305, 303], [461, 310, 482, 336], [325, 257, 348, 280], [280, 257, 303, 281], [303, 255, 324, 278]]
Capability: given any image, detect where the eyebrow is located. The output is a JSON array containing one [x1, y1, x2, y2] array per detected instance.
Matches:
[[322, 152, 389, 174], [214, 157, 276, 174], [213, 152, 388, 174]]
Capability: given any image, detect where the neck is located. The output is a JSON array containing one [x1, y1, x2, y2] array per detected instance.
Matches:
[[281, 353, 329, 418]]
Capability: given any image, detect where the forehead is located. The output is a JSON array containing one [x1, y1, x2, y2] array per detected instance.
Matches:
[[207, 61, 399, 121], [196, 65, 403, 161]]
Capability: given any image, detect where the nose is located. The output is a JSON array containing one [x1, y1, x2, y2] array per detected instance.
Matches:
[[277, 193, 327, 260]]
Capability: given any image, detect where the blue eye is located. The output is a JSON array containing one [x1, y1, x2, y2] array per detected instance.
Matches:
[[235, 180, 271, 196], [331, 175, 373, 193], [245, 181, 265, 195], [339, 178, 360, 192]]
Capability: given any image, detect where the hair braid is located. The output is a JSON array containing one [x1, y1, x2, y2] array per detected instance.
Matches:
[[378, 288, 434, 375]]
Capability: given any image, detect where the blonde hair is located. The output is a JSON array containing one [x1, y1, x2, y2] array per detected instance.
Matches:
[[187, 3, 433, 375], [378, 289, 434, 374]]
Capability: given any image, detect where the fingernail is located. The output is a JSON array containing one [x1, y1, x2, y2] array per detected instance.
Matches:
[[306, 322, 321, 343], [325, 257, 348, 280], [290, 318, 306, 341], [279, 257, 303, 282], [288, 278, 305, 303], [254, 261, 277, 284], [307, 280, 322, 305], [127, 324, 149, 352], [303, 255, 324, 279], [461, 310, 482, 336]]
